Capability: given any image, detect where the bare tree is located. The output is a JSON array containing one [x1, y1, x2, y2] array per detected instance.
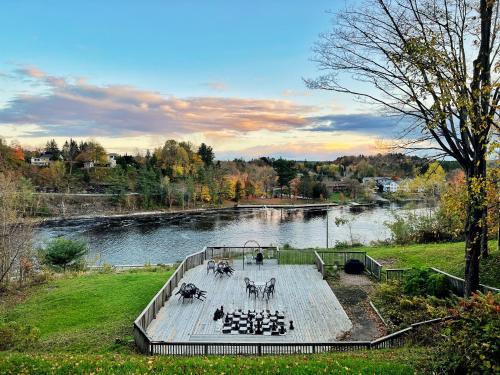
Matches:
[[306, 0, 499, 295], [0, 173, 34, 288]]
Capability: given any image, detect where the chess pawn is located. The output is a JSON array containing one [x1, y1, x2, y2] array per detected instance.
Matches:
[[225, 314, 230, 324], [289, 320, 294, 330], [249, 320, 254, 333], [213, 308, 220, 321], [280, 325, 286, 335]]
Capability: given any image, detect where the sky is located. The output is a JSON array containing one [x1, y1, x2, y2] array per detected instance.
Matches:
[[0, 0, 400, 160]]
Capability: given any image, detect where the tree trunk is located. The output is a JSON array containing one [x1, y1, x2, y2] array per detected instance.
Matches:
[[480, 161, 488, 258], [464, 160, 487, 296]]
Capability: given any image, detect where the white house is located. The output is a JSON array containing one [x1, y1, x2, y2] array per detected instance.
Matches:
[[30, 153, 52, 167], [383, 180, 399, 193], [107, 153, 118, 168]]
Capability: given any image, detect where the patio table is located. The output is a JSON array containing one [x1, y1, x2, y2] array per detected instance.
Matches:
[[254, 281, 266, 295]]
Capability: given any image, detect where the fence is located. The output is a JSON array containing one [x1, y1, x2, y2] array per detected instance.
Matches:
[[430, 268, 500, 295], [385, 268, 410, 281], [133, 248, 207, 353], [143, 317, 446, 356]]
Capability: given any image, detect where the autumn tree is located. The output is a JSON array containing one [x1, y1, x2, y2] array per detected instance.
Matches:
[[0, 174, 34, 288], [307, 0, 499, 295]]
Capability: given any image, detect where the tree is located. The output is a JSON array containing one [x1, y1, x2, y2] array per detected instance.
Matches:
[[234, 180, 242, 202], [41, 238, 87, 271], [306, 0, 499, 295], [273, 158, 297, 197], [0, 174, 34, 288], [197, 143, 214, 167], [61, 138, 79, 177], [45, 139, 61, 160]]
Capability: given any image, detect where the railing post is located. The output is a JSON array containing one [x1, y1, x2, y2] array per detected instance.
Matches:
[[258, 344, 262, 356]]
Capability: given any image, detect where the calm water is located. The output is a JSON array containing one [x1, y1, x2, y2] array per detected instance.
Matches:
[[37, 204, 431, 265]]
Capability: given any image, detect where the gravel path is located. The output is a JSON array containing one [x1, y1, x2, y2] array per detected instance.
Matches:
[[329, 271, 386, 341]]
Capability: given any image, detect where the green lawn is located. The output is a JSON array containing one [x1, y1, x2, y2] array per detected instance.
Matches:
[[0, 268, 174, 353], [288, 240, 499, 287], [0, 349, 425, 374]]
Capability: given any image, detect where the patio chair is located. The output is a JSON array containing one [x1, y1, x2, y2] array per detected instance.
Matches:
[[248, 284, 259, 299], [207, 259, 216, 274], [244, 277, 254, 295], [245, 255, 253, 265], [263, 283, 275, 300]]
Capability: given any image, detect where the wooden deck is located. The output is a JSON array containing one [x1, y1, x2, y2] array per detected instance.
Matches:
[[147, 260, 352, 343]]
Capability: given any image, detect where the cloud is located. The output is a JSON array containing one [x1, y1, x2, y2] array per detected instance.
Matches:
[[0, 67, 315, 138], [203, 81, 228, 91], [218, 141, 378, 160], [282, 89, 311, 97], [308, 113, 404, 137]]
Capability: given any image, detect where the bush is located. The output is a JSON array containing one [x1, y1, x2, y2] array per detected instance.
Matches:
[[40, 237, 88, 272], [344, 259, 365, 274], [430, 293, 500, 374], [385, 211, 457, 245], [404, 268, 452, 298], [0, 321, 40, 350], [372, 282, 451, 331]]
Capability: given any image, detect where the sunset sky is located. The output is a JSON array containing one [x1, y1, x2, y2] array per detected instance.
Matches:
[[0, 0, 400, 160]]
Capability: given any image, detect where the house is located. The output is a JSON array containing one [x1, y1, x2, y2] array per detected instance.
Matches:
[[83, 160, 95, 169], [30, 153, 52, 167], [321, 177, 350, 193], [107, 153, 118, 168], [362, 177, 399, 193], [382, 180, 399, 193]]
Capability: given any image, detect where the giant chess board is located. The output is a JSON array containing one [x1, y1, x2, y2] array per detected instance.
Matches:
[[222, 309, 288, 336]]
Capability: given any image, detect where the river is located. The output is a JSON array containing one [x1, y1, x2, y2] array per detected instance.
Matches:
[[37, 203, 432, 265]]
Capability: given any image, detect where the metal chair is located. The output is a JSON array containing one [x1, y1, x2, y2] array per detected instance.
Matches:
[[248, 284, 259, 299], [244, 277, 254, 295], [207, 259, 216, 274]]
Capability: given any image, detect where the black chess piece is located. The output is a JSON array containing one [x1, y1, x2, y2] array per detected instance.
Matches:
[[225, 314, 230, 324], [272, 321, 277, 331], [289, 320, 294, 330], [213, 308, 220, 321], [248, 320, 254, 334], [280, 325, 286, 335]]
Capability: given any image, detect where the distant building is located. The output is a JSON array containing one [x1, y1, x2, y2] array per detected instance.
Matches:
[[362, 177, 399, 193], [382, 180, 399, 193], [321, 177, 350, 193], [107, 153, 118, 168], [83, 160, 95, 169], [30, 153, 52, 167]]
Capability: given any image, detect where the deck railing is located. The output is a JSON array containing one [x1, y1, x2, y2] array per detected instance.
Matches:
[[146, 317, 447, 355], [133, 247, 207, 350], [314, 251, 325, 278]]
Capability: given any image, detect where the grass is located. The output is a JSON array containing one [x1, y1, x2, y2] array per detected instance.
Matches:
[[0, 268, 174, 353], [283, 240, 499, 287], [0, 267, 429, 374], [0, 349, 427, 374]]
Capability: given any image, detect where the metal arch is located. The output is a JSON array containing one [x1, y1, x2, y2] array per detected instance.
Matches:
[[242, 240, 262, 270]]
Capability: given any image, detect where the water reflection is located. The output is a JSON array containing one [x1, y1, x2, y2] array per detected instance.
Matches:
[[37, 204, 430, 265]]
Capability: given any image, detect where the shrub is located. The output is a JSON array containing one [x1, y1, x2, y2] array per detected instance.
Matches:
[[404, 268, 451, 298], [40, 237, 88, 272], [0, 321, 40, 350], [430, 293, 500, 374], [344, 259, 365, 274], [372, 282, 451, 332]]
